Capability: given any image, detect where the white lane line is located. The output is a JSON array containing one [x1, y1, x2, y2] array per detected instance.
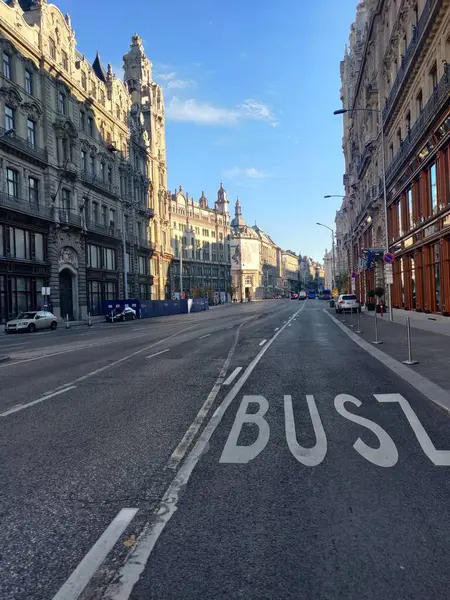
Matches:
[[0, 386, 77, 418], [146, 349, 170, 359], [259, 339, 267, 346], [226, 326, 234, 330], [274, 327, 279, 331], [223, 367, 242, 386], [52, 508, 138, 600], [324, 309, 450, 413], [0, 324, 198, 419], [165, 321, 246, 471], [198, 333, 211, 339], [105, 300, 308, 600], [288, 324, 292, 327]]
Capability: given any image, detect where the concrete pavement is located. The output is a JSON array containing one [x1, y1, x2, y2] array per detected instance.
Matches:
[[1, 300, 450, 600]]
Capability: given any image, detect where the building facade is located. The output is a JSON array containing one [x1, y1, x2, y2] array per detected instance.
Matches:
[[281, 250, 300, 294], [168, 184, 231, 299], [0, 0, 169, 323], [323, 249, 334, 290], [337, 0, 450, 314]]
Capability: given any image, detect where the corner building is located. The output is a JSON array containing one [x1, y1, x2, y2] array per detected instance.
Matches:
[[338, 0, 450, 315], [0, 0, 170, 323]]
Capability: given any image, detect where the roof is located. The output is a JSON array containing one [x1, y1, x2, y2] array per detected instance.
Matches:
[[92, 51, 107, 83]]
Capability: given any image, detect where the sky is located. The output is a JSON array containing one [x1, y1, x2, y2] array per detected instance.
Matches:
[[53, 0, 357, 262]]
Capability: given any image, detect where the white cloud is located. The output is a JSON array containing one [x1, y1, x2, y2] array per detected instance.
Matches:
[[157, 71, 194, 90], [166, 96, 278, 127], [223, 166, 268, 179], [158, 72, 177, 81]]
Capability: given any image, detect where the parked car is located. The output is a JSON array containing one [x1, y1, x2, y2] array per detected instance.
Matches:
[[299, 291, 307, 300], [106, 306, 137, 322], [5, 310, 58, 333], [335, 294, 361, 314]]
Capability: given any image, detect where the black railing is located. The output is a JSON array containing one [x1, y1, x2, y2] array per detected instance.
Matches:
[[86, 220, 122, 238], [358, 145, 373, 179], [0, 190, 53, 220], [80, 171, 119, 197], [385, 70, 450, 184], [58, 209, 82, 227], [382, 0, 441, 125], [0, 125, 48, 163]]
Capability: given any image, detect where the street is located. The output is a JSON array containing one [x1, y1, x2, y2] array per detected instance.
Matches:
[[1, 300, 450, 600]]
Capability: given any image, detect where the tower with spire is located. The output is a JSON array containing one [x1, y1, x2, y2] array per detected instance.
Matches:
[[216, 182, 229, 215]]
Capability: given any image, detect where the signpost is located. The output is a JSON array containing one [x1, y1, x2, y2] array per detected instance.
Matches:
[[383, 252, 395, 264], [384, 263, 393, 284]]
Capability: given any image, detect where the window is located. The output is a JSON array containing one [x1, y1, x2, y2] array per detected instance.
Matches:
[[62, 50, 68, 71], [101, 205, 107, 225], [4, 105, 14, 131], [389, 143, 394, 160], [100, 90, 105, 106], [116, 104, 120, 119], [80, 111, 85, 131], [90, 154, 95, 175], [108, 165, 113, 185], [49, 38, 56, 60], [34, 233, 44, 261], [138, 256, 148, 275], [405, 111, 411, 136], [109, 208, 115, 226], [62, 189, 71, 211], [429, 62, 438, 91], [81, 71, 87, 90], [396, 127, 402, 149], [398, 200, 403, 237], [92, 202, 99, 223], [29, 177, 39, 204], [407, 188, 413, 230], [88, 280, 102, 316], [27, 119, 36, 148], [81, 149, 87, 171], [88, 116, 94, 137], [100, 162, 105, 182], [104, 281, 116, 300], [430, 163, 437, 213], [416, 89, 423, 115], [3, 53, 11, 79], [103, 247, 116, 270], [58, 91, 66, 114], [6, 168, 18, 197], [139, 284, 150, 300], [62, 137, 69, 161], [25, 69, 32, 95], [88, 244, 102, 268], [12, 227, 27, 259]]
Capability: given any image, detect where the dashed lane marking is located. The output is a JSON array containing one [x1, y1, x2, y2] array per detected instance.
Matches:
[[198, 334, 211, 339], [146, 349, 170, 359], [259, 339, 267, 346], [0, 386, 77, 418], [223, 367, 243, 386]]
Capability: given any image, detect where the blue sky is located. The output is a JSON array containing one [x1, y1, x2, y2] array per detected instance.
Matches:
[[55, 0, 357, 262]]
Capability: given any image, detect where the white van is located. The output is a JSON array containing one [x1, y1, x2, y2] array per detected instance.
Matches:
[[299, 291, 307, 300]]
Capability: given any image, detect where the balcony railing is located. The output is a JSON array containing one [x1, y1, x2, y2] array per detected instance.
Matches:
[[358, 144, 373, 179], [0, 125, 48, 163], [86, 220, 122, 239], [80, 171, 119, 197], [385, 70, 450, 184], [58, 208, 82, 228], [0, 190, 53, 220], [382, 0, 441, 126]]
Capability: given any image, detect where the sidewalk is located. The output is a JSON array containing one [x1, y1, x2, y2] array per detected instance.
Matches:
[[329, 308, 450, 392], [364, 307, 450, 336]]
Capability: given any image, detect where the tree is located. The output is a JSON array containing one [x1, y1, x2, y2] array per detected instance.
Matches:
[[335, 272, 348, 294]]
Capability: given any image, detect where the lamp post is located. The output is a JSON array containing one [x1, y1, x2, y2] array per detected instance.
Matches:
[[179, 238, 193, 300], [333, 107, 393, 322], [316, 222, 335, 290]]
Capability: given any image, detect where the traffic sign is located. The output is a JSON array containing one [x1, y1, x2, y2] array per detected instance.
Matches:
[[383, 252, 395, 264], [384, 263, 393, 284]]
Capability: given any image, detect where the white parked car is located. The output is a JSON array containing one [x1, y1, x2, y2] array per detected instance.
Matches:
[[5, 310, 58, 333], [298, 291, 307, 300], [335, 294, 361, 314]]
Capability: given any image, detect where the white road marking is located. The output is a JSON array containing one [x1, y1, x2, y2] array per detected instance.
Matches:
[[226, 326, 234, 330], [0, 386, 77, 418], [376, 393, 450, 465], [223, 367, 242, 386], [104, 300, 307, 599], [274, 327, 279, 331], [220, 395, 270, 463], [259, 339, 267, 346], [52, 508, 138, 600], [284, 395, 327, 467], [146, 349, 170, 359], [198, 333, 211, 339], [334, 394, 398, 467], [165, 322, 246, 470], [324, 309, 450, 414], [288, 324, 292, 327]]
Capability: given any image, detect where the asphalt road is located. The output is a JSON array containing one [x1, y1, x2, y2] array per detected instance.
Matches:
[[1, 300, 450, 600]]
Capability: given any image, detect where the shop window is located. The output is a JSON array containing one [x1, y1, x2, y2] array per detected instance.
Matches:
[[398, 200, 403, 237], [430, 163, 437, 213], [88, 280, 103, 316], [434, 243, 440, 311]]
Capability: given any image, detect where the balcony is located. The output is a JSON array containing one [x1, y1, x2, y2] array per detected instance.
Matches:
[[357, 144, 373, 179], [80, 171, 119, 198], [138, 207, 155, 219], [385, 70, 450, 185], [58, 209, 82, 228], [86, 220, 122, 239], [382, 0, 441, 126], [0, 190, 53, 221], [0, 126, 48, 164]]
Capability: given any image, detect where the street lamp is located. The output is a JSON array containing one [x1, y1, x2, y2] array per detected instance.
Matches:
[[334, 107, 393, 322], [316, 222, 336, 290], [179, 237, 193, 299]]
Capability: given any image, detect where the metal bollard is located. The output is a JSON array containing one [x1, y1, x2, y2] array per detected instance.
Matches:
[[349, 308, 355, 327], [355, 309, 363, 334], [372, 307, 383, 344], [88, 312, 92, 327], [402, 317, 418, 365], [65, 314, 70, 329]]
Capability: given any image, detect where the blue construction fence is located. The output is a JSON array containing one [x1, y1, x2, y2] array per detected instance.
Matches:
[[102, 298, 209, 319]]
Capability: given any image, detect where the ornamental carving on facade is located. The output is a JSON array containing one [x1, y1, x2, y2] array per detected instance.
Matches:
[[0, 86, 22, 109], [21, 102, 43, 122], [58, 246, 79, 269], [53, 118, 78, 139]]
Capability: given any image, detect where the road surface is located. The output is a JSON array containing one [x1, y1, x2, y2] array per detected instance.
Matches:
[[1, 299, 450, 600]]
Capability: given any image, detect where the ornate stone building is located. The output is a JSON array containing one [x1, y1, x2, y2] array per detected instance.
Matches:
[[168, 183, 231, 299], [281, 250, 300, 294], [337, 0, 450, 314], [0, 0, 169, 323]]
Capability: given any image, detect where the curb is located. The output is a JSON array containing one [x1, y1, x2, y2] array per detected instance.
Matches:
[[0, 355, 10, 363]]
